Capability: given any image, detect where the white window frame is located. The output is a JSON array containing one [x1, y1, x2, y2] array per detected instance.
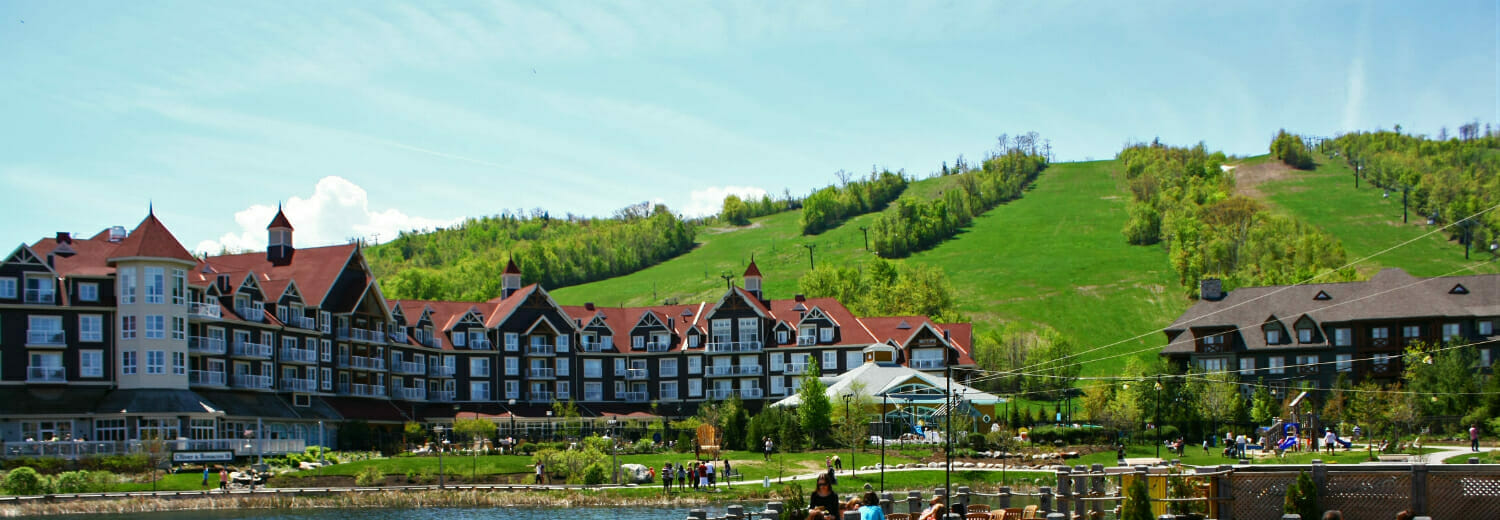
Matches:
[[322, 368, 333, 390], [1443, 323, 1461, 340], [1238, 357, 1256, 375], [1333, 328, 1351, 346], [145, 267, 165, 304], [172, 351, 187, 375], [584, 359, 602, 378], [454, 330, 466, 346], [78, 315, 103, 342], [660, 358, 678, 377], [556, 334, 569, 352], [1297, 327, 1313, 343], [1480, 321, 1494, 336], [171, 269, 186, 305], [1268, 356, 1285, 374], [557, 358, 569, 376], [145, 350, 165, 374], [504, 332, 519, 351], [119, 268, 136, 304], [820, 327, 834, 342], [121, 315, 137, 340], [688, 378, 702, 398], [78, 283, 98, 302], [846, 350, 862, 370], [470, 381, 491, 401], [660, 381, 679, 400], [145, 315, 165, 339], [1372, 327, 1389, 339], [687, 335, 698, 348], [0, 277, 15, 299], [171, 316, 186, 340], [687, 356, 702, 375], [1265, 329, 1280, 344], [822, 351, 837, 371], [470, 357, 490, 378], [505, 357, 518, 376], [777, 330, 788, 344], [1403, 325, 1421, 338], [505, 380, 520, 399], [80, 350, 103, 378], [770, 353, 784, 371]]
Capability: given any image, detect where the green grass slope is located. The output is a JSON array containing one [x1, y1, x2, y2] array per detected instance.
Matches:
[[553, 162, 1187, 377], [1254, 155, 1500, 278]]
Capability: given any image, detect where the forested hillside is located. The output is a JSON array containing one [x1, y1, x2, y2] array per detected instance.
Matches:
[[870, 141, 1048, 257], [799, 169, 907, 234], [368, 203, 694, 301]]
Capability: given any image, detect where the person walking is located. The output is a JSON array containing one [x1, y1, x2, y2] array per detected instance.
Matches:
[[1471, 424, 1481, 452], [706, 459, 716, 489], [833, 454, 842, 472], [1324, 428, 1337, 454], [218, 466, 227, 492], [808, 473, 840, 514], [763, 436, 773, 461], [202, 466, 210, 489], [535, 462, 545, 485], [662, 462, 673, 493]]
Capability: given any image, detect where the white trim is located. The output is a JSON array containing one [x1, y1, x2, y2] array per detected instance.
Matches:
[[487, 285, 576, 332], [523, 315, 562, 335], [798, 306, 840, 328], [237, 272, 265, 298], [633, 311, 665, 330], [901, 321, 951, 349], [277, 279, 304, 304]]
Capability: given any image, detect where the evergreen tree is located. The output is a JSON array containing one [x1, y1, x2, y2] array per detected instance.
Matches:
[[797, 360, 833, 448]]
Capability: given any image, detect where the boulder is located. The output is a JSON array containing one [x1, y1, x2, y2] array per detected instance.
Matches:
[[620, 463, 653, 484]]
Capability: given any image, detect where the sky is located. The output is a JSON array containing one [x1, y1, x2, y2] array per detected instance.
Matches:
[[2, 1, 1496, 254]]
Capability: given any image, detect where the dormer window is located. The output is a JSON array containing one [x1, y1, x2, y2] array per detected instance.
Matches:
[[1297, 327, 1313, 343], [820, 327, 834, 342], [1265, 329, 1280, 344]]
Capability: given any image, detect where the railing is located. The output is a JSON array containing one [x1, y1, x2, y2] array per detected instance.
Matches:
[[557, 390, 570, 401], [388, 331, 408, 344], [422, 337, 442, 349], [232, 341, 273, 359], [707, 388, 735, 400], [429, 364, 455, 378], [529, 367, 556, 379], [188, 302, 222, 319], [392, 361, 425, 375], [739, 388, 763, 399], [621, 391, 649, 402], [784, 363, 808, 375], [581, 341, 606, 353], [707, 365, 762, 377], [232, 374, 272, 390], [279, 347, 317, 364], [470, 339, 492, 350], [337, 383, 386, 397], [528, 391, 554, 402], [911, 359, 945, 369], [394, 386, 427, 401], [526, 344, 555, 356], [583, 370, 603, 379], [1, 439, 306, 460], [338, 356, 385, 371], [430, 390, 455, 402], [280, 377, 316, 393], [337, 328, 383, 343], [798, 337, 817, 346], [584, 391, 604, 401], [660, 391, 679, 400], [236, 306, 264, 322], [26, 330, 66, 346], [189, 336, 226, 355], [27, 366, 65, 382], [24, 289, 55, 304], [624, 368, 648, 380], [189, 370, 225, 386], [645, 341, 671, 352], [283, 315, 316, 330], [705, 340, 762, 353]]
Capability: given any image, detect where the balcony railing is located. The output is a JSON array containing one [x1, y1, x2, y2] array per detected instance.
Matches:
[[232, 374, 272, 390], [581, 341, 607, 353], [659, 391, 679, 400], [526, 344, 555, 356], [739, 388, 763, 399], [911, 359, 945, 369], [189, 336, 226, 355], [279, 347, 317, 364], [624, 368, 649, 380], [282, 315, 316, 330], [429, 364, 455, 378], [784, 363, 808, 375], [2, 439, 306, 460], [584, 391, 604, 401], [430, 390, 455, 402], [337, 383, 387, 397], [421, 337, 442, 349], [621, 391, 649, 403], [392, 361, 425, 375], [529, 368, 555, 379], [707, 388, 735, 400], [24, 289, 55, 304], [280, 378, 316, 393], [236, 306, 264, 323], [188, 302, 222, 319], [232, 341, 273, 359], [529, 391, 554, 402], [707, 365, 763, 377], [27, 366, 65, 382], [797, 337, 817, 346], [469, 339, 492, 350], [645, 341, 671, 352], [189, 370, 225, 386], [394, 386, 427, 401], [338, 356, 385, 371], [337, 328, 384, 343], [26, 330, 66, 346], [388, 331, 408, 344], [705, 340, 762, 353]]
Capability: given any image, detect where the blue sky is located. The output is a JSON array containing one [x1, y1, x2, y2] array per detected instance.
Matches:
[[2, 1, 1496, 254]]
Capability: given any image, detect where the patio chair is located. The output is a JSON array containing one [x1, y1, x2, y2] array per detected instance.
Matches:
[[1021, 505, 1040, 519]]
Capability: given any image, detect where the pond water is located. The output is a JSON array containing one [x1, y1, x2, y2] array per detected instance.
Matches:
[[50, 506, 708, 520]]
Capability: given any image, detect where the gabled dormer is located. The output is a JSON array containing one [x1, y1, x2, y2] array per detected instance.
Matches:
[[797, 306, 839, 345], [1, 244, 58, 305], [578, 311, 614, 352], [1261, 316, 1287, 345], [1293, 315, 1321, 344], [234, 273, 266, 323], [1195, 327, 1233, 353], [451, 308, 490, 350], [772, 320, 795, 345], [630, 311, 674, 352]]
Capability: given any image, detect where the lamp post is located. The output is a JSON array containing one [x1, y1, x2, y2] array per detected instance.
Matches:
[[507, 398, 517, 447], [472, 413, 480, 483], [944, 364, 953, 497], [1154, 377, 1163, 460], [880, 394, 888, 492], [607, 419, 619, 485], [434, 425, 446, 489], [842, 394, 854, 475]]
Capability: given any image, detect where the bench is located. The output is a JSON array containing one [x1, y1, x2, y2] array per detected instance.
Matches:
[[1376, 454, 1412, 462], [723, 470, 745, 482]]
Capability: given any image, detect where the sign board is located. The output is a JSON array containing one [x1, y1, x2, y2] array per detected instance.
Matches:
[[172, 451, 234, 463]]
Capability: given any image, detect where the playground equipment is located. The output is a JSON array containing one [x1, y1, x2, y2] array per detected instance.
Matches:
[[694, 424, 722, 460]]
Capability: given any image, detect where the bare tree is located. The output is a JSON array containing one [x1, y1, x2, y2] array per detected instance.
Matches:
[[996, 133, 1010, 153], [834, 169, 852, 186], [1043, 139, 1053, 162]]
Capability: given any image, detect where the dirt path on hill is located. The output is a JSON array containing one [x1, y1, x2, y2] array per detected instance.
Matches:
[[1229, 161, 1295, 199]]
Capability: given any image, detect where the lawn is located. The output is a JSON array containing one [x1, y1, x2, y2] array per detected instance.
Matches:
[[1072, 444, 1443, 467], [553, 161, 1188, 378], [1442, 451, 1497, 464], [1256, 154, 1500, 278]]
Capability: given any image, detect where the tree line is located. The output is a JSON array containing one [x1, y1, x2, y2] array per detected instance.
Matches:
[[719, 193, 798, 226], [368, 202, 695, 301], [799, 169, 908, 235], [1118, 141, 1355, 296], [1324, 125, 1500, 252], [796, 257, 963, 323], [868, 139, 1049, 258]]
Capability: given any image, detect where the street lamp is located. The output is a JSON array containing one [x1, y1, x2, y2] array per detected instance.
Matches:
[[880, 394, 888, 493], [1154, 377, 1163, 460], [434, 425, 446, 489], [607, 419, 619, 485], [507, 398, 517, 447], [842, 394, 854, 476]]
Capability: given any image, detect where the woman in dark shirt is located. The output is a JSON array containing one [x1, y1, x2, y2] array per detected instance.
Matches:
[[808, 473, 840, 514]]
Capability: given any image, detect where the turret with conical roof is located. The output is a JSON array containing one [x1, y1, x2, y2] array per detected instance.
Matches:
[[501, 258, 522, 299], [267, 204, 295, 266], [743, 260, 763, 298]]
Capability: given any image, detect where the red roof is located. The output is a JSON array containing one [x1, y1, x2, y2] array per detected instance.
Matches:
[[31, 234, 121, 277], [766, 297, 874, 344], [196, 244, 359, 307], [483, 284, 541, 328], [743, 260, 762, 278], [107, 213, 196, 264], [267, 206, 294, 230], [503, 259, 521, 275]]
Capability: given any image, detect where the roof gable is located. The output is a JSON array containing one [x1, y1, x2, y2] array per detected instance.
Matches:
[[1314, 290, 1331, 300], [1451, 284, 1469, 295]]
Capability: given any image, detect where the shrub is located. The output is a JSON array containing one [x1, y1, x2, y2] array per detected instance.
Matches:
[[3, 467, 52, 495], [582, 462, 608, 485], [1119, 477, 1152, 520], [966, 433, 988, 451], [673, 432, 692, 453], [79, 453, 149, 474], [776, 483, 806, 520], [53, 470, 110, 494], [1283, 470, 1318, 519], [354, 466, 384, 487]]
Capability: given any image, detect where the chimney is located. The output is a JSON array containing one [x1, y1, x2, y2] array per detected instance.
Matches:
[[794, 294, 806, 302], [585, 302, 595, 311], [943, 329, 950, 340], [55, 232, 72, 244], [1200, 278, 1224, 301], [668, 318, 675, 331]]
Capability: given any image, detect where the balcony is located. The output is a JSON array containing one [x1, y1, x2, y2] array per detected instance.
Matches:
[[526, 344, 555, 356], [421, 337, 442, 349], [469, 339, 492, 350], [188, 302, 222, 319], [784, 363, 808, 375], [739, 388, 763, 399], [24, 289, 56, 304], [279, 347, 317, 364], [557, 390, 571, 400], [189, 336, 226, 355], [27, 366, 65, 383], [190, 370, 225, 386], [430, 390, 455, 402], [624, 368, 649, 380], [705, 340, 762, 353], [581, 341, 607, 353], [394, 386, 427, 401], [337, 356, 385, 371], [280, 378, 316, 393], [911, 359, 945, 370], [236, 306, 265, 323], [797, 337, 817, 346], [584, 391, 604, 401], [232, 341, 273, 359], [232, 374, 272, 390], [659, 390, 679, 400], [2, 439, 306, 460], [645, 341, 671, 352], [26, 330, 66, 347], [337, 328, 384, 344], [388, 331, 408, 344], [529, 367, 555, 379], [707, 365, 763, 377], [337, 383, 387, 398], [707, 388, 734, 400], [621, 391, 649, 403], [428, 364, 455, 378], [282, 315, 316, 330], [529, 391, 554, 402], [392, 361, 425, 375]]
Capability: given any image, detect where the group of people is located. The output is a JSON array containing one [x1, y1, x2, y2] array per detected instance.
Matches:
[[661, 459, 725, 491], [201, 465, 257, 492], [806, 475, 896, 520]]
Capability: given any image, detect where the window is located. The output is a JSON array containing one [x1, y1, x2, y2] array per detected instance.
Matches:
[[1443, 323, 1461, 340], [505, 357, 518, 376], [1265, 329, 1280, 344], [505, 380, 519, 399], [470, 357, 490, 377], [470, 382, 491, 401], [171, 317, 186, 340], [1373, 353, 1392, 367], [799, 326, 817, 345], [171, 269, 186, 305], [1296, 354, 1318, 370], [146, 350, 165, 374], [1372, 327, 1389, 339], [820, 327, 834, 342], [0, 278, 14, 298], [711, 319, 731, 343], [770, 353, 784, 372], [320, 311, 331, 333], [556, 380, 570, 399], [1196, 358, 1227, 372], [660, 381, 679, 400], [687, 335, 698, 348], [145, 315, 165, 339], [688, 356, 702, 375], [76, 315, 102, 342], [615, 381, 626, 397], [1403, 325, 1420, 338], [584, 359, 602, 378], [771, 376, 785, 395], [584, 382, 603, 401], [1336, 354, 1352, 372], [556, 335, 569, 352], [145, 267, 165, 304], [557, 358, 569, 376], [660, 359, 678, 377], [321, 340, 332, 362], [1333, 328, 1351, 347], [1480, 321, 1493, 336], [633, 336, 645, 349], [79, 283, 98, 302], [321, 368, 332, 390], [119, 268, 136, 304], [122, 350, 137, 374], [777, 330, 788, 344], [453, 330, 466, 346], [688, 379, 702, 398], [94, 419, 126, 441], [1297, 328, 1313, 343], [822, 351, 837, 371], [121, 315, 137, 339], [172, 352, 187, 375], [1268, 356, 1285, 374], [846, 351, 862, 370], [1482, 349, 1492, 368], [1238, 358, 1256, 375], [614, 358, 626, 376], [504, 332, 518, 351], [737, 318, 759, 343], [77, 350, 102, 377]]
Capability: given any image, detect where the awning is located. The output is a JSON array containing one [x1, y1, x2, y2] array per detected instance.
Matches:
[[0, 388, 110, 416], [95, 389, 219, 415]]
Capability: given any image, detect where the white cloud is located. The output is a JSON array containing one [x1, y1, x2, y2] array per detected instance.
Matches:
[[194, 176, 460, 254], [682, 185, 769, 218]]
